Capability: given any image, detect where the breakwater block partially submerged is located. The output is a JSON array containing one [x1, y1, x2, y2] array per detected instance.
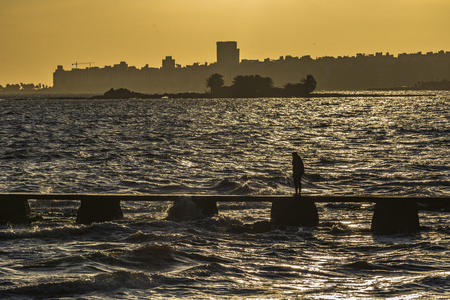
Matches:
[[192, 197, 219, 216], [76, 199, 123, 224], [0, 199, 32, 224], [270, 197, 319, 226], [371, 200, 420, 234], [166, 197, 218, 221]]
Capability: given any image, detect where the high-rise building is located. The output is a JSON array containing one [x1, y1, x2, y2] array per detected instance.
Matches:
[[162, 56, 175, 69], [216, 41, 240, 66]]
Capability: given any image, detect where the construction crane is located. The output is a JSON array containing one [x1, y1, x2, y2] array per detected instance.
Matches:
[[72, 62, 95, 69]]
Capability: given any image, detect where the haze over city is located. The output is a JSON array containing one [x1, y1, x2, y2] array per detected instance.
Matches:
[[1, 0, 449, 86]]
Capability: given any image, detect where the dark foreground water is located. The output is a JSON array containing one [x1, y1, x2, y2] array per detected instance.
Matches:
[[0, 92, 449, 299]]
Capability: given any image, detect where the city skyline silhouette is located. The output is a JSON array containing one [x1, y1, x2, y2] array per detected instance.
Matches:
[[48, 42, 450, 94]]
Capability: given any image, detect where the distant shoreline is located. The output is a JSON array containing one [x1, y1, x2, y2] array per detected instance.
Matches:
[[0, 90, 438, 100], [90, 88, 435, 99]]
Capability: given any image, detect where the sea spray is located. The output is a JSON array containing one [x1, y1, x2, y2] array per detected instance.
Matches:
[[166, 197, 206, 221]]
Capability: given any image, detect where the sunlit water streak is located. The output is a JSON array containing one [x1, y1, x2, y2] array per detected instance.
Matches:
[[0, 92, 449, 299]]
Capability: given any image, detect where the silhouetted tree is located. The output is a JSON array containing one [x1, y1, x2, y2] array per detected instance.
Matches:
[[301, 74, 317, 93], [206, 73, 224, 94], [231, 75, 274, 97], [20, 83, 35, 92], [0, 85, 3, 91], [4, 84, 20, 92], [283, 74, 317, 97]]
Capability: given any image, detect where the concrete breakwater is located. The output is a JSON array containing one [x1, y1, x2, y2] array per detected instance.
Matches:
[[0, 193, 448, 234]]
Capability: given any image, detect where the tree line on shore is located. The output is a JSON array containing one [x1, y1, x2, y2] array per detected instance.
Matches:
[[0, 83, 51, 93], [94, 74, 317, 99], [206, 74, 317, 97]]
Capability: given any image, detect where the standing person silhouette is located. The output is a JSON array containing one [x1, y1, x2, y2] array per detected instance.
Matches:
[[292, 152, 304, 195]]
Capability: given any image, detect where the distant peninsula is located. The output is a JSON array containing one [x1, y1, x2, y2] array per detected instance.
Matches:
[[92, 89, 431, 100], [372, 79, 450, 91], [92, 73, 435, 99], [93, 74, 319, 99], [91, 88, 203, 99]]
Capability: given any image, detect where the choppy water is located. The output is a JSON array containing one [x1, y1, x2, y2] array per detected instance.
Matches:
[[0, 93, 449, 299]]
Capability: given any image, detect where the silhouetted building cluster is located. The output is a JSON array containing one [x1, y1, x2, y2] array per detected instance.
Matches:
[[52, 41, 450, 93]]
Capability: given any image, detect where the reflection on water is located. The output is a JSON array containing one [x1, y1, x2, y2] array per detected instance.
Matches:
[[0, 93, 449, 298], [0, 93, 449, 196]]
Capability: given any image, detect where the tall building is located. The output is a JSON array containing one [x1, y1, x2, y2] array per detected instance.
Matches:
[[216, 41, 240, 66], [162, 56, 175, 69]]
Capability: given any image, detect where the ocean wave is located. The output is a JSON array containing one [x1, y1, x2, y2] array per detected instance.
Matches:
[[119, 244, 179, 269], [344, 260, 390, 271], [372, 274, 450, 297], [23, 243, 186, 273], [258, 264, 336, 278], [112, 243, 234, 270], [178, 262, 245, 278], [213, 178, 241, 192], [326, 222, 354, 234], [0, 271, 153, 298], [0, 222, 133, 240], [124, 230, 160, 243], [418, 274, 450, 292]]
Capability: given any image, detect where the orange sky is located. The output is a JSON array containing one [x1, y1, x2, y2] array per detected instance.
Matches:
[[1, 0, 449, 86]]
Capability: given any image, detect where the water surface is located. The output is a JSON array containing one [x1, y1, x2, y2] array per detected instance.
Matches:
[[0, 93, 449, 299]]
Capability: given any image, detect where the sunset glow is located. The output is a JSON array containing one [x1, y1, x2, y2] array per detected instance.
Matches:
[[1, 0, 449, 85]]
